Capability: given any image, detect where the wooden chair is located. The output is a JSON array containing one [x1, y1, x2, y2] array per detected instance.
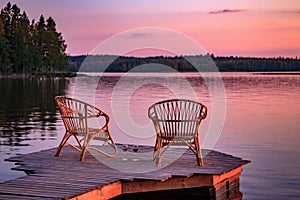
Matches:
[[148, 99, 207, 166], [55, 96, 117, 161]]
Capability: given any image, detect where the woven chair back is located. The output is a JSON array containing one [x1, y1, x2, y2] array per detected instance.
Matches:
[[148, 99, 207, 138], [55, 97, 96, 135]]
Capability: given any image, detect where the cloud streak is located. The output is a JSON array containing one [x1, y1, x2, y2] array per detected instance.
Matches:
[[129, 33, 151, 39], [209, 9, 249, 15], [277, 10, 300, 14]]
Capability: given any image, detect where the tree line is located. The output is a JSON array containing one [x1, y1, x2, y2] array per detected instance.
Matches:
[[68, 55, 300, 72], [0, 2, 68, 75]]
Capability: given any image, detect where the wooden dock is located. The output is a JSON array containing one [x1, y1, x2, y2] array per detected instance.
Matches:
[[0, 145, 250, 200]]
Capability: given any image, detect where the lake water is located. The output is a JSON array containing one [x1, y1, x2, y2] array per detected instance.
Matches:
[[0, 72, 300, 199]]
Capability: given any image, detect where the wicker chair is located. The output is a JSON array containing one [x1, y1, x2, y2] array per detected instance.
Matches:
[[55, 96, 117, 161], [148, 99, 207, 166]]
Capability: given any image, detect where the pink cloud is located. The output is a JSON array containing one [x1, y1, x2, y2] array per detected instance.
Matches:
[[277, 10, 300, 14], [209, 9, 249, 15]]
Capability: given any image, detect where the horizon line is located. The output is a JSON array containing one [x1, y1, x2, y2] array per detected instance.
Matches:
[[67, 54, 300, 59]]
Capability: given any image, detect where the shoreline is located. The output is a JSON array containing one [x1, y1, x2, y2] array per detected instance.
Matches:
[[0, 72, 77, 78], [252, 72, 300, 75], [1, 71, 300, 78]]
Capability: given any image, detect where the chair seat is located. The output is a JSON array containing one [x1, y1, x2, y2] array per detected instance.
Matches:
[[69, 128, 110, 139]]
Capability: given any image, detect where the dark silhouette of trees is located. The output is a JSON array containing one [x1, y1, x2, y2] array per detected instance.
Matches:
[[68, 55, 300, 72], [214, 56, 300, 72], [0, 2, 68, 74]]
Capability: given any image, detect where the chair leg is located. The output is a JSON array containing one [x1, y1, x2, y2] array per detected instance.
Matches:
[[194, 137, 204, 166], [80, 146, 87, 161], [155, 149, 162, 167], [80, 133, 90, 161], [55, 132, 71, 157], [153, 139, 159, 160], [106, 130, 118, 157], [154, 137, 163, 167], [80, 129, 119, 161]]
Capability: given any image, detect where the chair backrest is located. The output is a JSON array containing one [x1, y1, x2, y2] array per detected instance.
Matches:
[[148, 99, 207, 138], [55, 96, 103, 135]]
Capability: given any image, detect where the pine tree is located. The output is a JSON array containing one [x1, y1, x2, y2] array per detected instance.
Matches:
[[45, 17, 67, 72], [15, 11, 31, 73], [34, 15, 47, 73], [0, 10, 10, 73], [1, 2, 13, 72]]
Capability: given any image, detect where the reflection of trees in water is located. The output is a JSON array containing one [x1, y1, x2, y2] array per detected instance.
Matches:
[[0, 77, 70, 146]]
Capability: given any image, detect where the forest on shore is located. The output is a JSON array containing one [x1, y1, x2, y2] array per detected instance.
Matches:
[[69, 55, 300, 73]]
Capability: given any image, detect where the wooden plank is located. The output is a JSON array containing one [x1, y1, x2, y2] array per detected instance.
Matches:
[[122, 174, 215, 194], [0, 194, 55, 200], [1, 146, 250, 199], [212, 166, 243, 185], [68, 181, 122, 200]]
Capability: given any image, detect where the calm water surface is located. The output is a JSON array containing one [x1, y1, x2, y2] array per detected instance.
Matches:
[[0, 72, 299, 199]]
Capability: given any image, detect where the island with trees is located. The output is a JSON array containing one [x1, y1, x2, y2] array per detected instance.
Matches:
[[0, 2, 69, 76]]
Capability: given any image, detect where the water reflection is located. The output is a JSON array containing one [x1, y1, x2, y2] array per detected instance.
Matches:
[[0, 77, 69, 148]]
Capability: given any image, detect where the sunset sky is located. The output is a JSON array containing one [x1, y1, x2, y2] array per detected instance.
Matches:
[[1, 0, 300, 57]]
